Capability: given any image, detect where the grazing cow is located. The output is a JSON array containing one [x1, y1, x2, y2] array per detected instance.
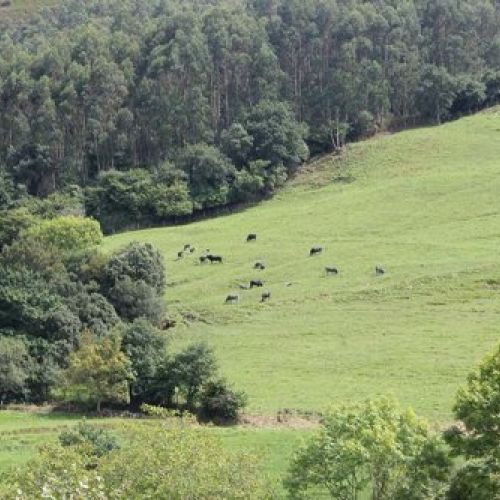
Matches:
[[325, 266, 339, 275], [246, 233, 257, 242], [225, 294, 239, 304], [183, 244, 191, 251], [160, 318, 177, 330], [177, 251, 184, 259], [375, 266, 385, 275], [261, 291, 271, 302], [310, 246, 323, 256], [199, 256, 207, 264], [207, 254, 223, 263], [249, 279, 264, 288], [254, 261, 266, 270], [0, 0, 12, 7]]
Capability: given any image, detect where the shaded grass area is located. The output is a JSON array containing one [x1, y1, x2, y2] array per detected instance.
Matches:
[[104, 109, 500, 421]]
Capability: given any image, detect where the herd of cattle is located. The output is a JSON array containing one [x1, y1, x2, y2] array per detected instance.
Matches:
[[176, 236, 386, 304]]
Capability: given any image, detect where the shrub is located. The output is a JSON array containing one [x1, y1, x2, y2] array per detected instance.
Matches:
[[22, 216, 103, 255], [199, 378, 247, 423], [59, 421, 119, 458], [107, 276, 164, 324], [104, 241, 166, 294]]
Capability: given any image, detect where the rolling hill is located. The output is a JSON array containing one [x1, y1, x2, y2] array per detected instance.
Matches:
[[104, 109, 500, 422]]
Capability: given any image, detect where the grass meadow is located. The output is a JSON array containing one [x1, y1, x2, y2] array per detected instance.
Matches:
[[104, 109, 500, 421]]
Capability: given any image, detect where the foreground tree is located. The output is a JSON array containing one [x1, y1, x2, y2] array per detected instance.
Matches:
[[58, 332, 133, 412], [285, 397, 450, 499], [4, 421, 275, 499], [445, 343, 500, 499]]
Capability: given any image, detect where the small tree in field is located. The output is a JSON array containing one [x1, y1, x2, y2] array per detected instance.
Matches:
[[285, 397, 450, 500], [58, 332, 133, 412]]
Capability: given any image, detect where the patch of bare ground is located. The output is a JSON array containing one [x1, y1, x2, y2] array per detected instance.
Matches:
[[239, 413, 320, 429]]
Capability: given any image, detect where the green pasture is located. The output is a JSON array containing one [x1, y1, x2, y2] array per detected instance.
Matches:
[[104, 110, 500, 421]]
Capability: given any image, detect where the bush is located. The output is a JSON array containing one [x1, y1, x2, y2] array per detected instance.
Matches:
[[107, 276, 164, 324], [59, 421, 119, 458], [104, 242, 166, 294], [22, 216, 103, 255], [199, 379, 247, 423], [6, 422, 275, 499], [176, 143, 236, 210]]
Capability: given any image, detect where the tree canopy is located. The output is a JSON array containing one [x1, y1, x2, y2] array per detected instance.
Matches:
[[1, 0, 499, 232]]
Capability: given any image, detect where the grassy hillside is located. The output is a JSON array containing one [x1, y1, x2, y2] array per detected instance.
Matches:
[[104, 109, 500, 422]]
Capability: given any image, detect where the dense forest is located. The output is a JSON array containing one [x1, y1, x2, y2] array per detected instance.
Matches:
[[1, 0, 500, 231]]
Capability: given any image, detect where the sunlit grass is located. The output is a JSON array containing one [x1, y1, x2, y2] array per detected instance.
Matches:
[[104, 109, 500, 422]]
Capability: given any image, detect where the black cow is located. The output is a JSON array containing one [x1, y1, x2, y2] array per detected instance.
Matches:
[[246, 233, 257, 242], [325, 266, 339, 275], [310, 246, 323, 256], [254, 261, 266, 270], [225, 294, 239, 304], [375, 266, 385, 275], [207, 254, 223, 263], [249, 279, 264, 288], [261, 291, 271, 302]]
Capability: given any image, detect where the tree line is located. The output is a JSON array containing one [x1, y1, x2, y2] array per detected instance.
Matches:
[[1, 0, 500, 231], [0, 209, 245, 422]]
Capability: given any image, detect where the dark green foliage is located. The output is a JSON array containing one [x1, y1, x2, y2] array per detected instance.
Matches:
[[62, 283, 120, 338], [447, 459, 500, 500], [416, 65, 457, 124], [0, 211, 167, 403], [0, 208, 37, 251], [221, 123, 254, 168], [85, 169, 193, 233], [0, 170, 15, 206], [0, 336, 32, 403], [2, 0, 497, 232], [120, 319, 167, 406], [243, 100, 309, 173], [106, 276, 164, 324], [59, 421, 119, 458], [176, 144, 235, 210], [199, 379, 247, 423], [451, 76, 487, 116], [168, 343, 217, 408], [104, 242, 166, 294]]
